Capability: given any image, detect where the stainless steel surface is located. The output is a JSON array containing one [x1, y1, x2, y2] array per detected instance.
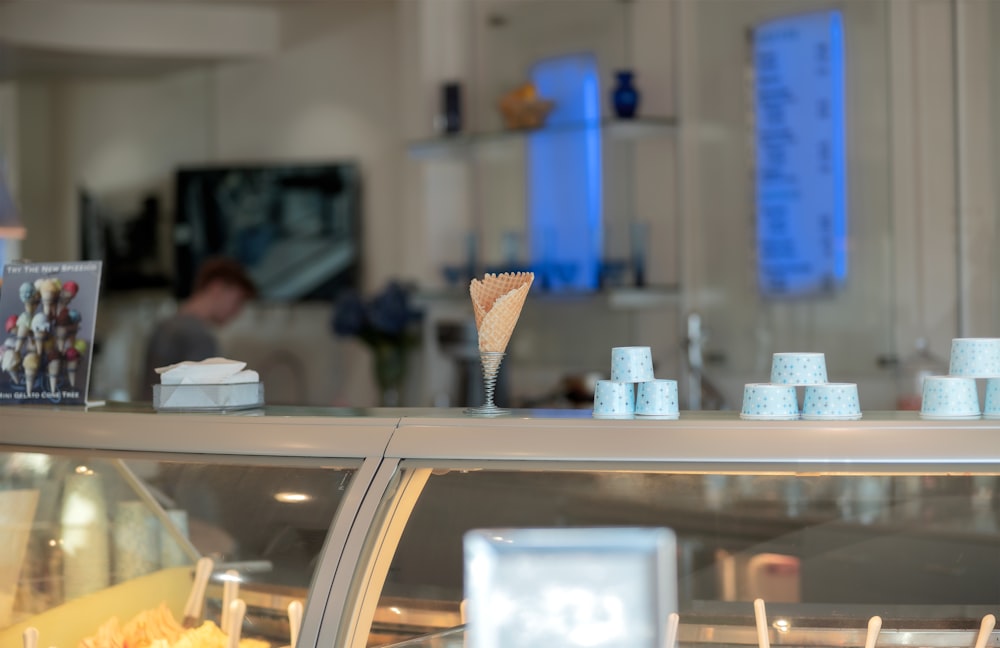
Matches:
[[377, 622, 1000, 648], [300, 455, 387, 648], [317, 458, 405, 648], [679, 622, 1000, 648], [388, 411, 1000, 473], [1, 404, 396, 458]]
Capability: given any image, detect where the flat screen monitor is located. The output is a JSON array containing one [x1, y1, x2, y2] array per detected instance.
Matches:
[[174, 162, 361, 301], [752, 10, 847, 298]]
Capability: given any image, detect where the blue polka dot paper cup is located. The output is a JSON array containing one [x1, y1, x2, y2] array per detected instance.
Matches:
[[610, 346, 655, 383], [740, 383, 799, 420], [592, 380, 635, 419], [983, 379, 1000, 419], [636, 379, 679, 419], [802, 383, 862, 420], [920, 375, 980, 419], [769, 352, 829, 386], [948, 338, 1000, 378]]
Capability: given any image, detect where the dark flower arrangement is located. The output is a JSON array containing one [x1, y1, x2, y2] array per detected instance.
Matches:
[[331, 281, 422, 404]]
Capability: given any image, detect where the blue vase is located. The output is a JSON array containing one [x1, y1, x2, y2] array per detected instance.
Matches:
[[612, 71, 640, 119]]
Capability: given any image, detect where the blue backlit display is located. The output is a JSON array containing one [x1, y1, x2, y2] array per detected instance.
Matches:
[[754, 10, 847, 297], [529, 53, 603, 292]]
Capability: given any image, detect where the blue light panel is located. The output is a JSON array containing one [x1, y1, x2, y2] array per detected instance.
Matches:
[[754, 10, 847, 297], [529, 53, 603, 292]]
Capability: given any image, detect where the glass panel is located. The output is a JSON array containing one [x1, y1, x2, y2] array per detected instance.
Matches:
[[0, 450, 358, 647], [366, 467, 1000, 647], [686, 0, 895, 409]]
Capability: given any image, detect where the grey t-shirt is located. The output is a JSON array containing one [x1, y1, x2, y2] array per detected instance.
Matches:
[[140, 313, 218, 401]]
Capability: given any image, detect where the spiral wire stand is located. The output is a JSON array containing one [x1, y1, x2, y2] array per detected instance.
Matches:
[[465, 351, 509, 416]]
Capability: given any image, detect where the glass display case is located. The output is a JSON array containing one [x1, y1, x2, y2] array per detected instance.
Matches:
[[4, 406, 1000, 648], [333, 412, 1000, 648], [0, 404, 396, 648]]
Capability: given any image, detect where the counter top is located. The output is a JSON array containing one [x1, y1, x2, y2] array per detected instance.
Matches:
[[2, 406, 999, 471]]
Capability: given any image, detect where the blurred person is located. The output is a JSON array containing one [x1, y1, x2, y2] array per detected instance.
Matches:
[[139, 257, 257, 400]]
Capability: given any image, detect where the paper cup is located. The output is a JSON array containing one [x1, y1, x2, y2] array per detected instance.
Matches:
[[920, 375, 980, 419], [636, 379, 679, 419], [740, 383, 799, 420], [160, 509, 191, 568], [592, 380, 635, 419], [610, 346, 655, 383], [0, 490, 39, 627], [949, 338, 1000, 378], [769, 352, 829, 386], [802, 383, 862, 420], [113, 501, 159, 583], [983, 379, 1000, 419], [62, 473, 111, 600]]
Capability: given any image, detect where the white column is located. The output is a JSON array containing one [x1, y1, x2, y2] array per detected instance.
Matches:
[[954, 0, 997, 336], [889, 0, 959, 360]]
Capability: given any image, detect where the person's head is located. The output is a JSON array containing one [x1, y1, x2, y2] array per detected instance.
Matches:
[[191, 257, 258, 325]]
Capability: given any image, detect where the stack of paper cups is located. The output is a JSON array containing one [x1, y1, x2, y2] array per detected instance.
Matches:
[[594, 347, 681, 419], [0, 489, 39, 627], [160, 509, 191, 568], [916, 338, 1000, 418], [61, 472, 110, 600], [113, 501, 159, 583]]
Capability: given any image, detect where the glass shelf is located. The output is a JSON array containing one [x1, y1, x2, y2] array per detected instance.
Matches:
[[407, 116, 678, 158], [416, 284, 680, 311]]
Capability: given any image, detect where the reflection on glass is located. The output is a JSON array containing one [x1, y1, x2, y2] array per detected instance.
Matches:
[[368, 469, 1000, 646], [0, 451, 356, 647]]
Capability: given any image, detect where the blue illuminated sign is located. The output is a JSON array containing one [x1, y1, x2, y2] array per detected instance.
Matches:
[[529, 53, 603, 292], [754, 10, 847, 297]]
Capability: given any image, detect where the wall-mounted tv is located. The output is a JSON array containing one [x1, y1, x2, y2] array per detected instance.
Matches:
[[174, 162, 361, 301]]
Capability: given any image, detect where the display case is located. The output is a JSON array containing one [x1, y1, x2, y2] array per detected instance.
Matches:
[[4, 406, 1000, 648], [0, 404, 397, 648]]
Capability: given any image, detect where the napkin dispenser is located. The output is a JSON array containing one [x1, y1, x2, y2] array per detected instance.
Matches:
[[152, 358, 264, 412]]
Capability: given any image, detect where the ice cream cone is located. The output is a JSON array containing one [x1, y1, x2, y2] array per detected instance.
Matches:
[[54, 309, 70, 353], [469, 272, 534, 353], [55, 327, 67, 353], [48, 357, 61, 392], [67, 309, 82, 352], [31, 312, 50, 357], [65, 348, 80, 388], [59, 280, 79, 311], [39, 278, 61, 318], [469, 272, 533, 330], [2, 347, 20, 384], [15, 313, 31, 354], [23, 353, 40, 396], [19, 281, 39, 318], [33, 334, 46, 357]]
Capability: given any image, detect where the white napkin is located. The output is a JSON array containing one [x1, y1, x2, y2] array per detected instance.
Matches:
[[155, 357, 248, 385]]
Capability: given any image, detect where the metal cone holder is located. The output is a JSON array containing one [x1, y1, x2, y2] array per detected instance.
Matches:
[[465, 351, 509, 416]]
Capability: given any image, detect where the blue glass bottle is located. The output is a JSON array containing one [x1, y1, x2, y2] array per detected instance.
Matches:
[[611, 71, 640, 119]]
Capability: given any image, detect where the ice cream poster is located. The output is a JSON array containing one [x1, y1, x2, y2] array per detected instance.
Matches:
[[0, 261, 102, 405]]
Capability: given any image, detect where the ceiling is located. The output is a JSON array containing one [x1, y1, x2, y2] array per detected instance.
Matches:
[[0, 0, 285, 80], [0, 43, 212, 81]]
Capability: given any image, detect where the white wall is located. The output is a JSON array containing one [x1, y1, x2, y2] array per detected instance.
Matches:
[[8, 0, 981, 409], [678, 0, 906, 409], [15, 1, 402, 405], [406, 0, 683, 405]]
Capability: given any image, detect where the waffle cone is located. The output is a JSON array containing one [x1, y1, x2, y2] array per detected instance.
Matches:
[[470, 272, 533, 329], [469, 273, 534, 353]]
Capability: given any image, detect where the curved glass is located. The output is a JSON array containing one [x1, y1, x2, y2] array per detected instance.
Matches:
[[0, 449, 359, 647], [362, 466, 1000, 648]]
